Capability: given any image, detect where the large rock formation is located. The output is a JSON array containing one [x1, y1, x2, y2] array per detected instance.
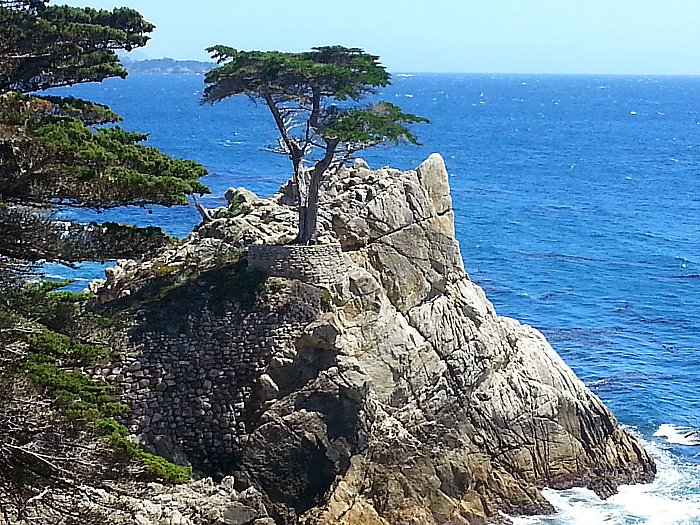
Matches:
[[97, 154, 654, 524]]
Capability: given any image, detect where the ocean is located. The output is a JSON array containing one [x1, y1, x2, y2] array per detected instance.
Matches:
[[45, 72, 700, 523]]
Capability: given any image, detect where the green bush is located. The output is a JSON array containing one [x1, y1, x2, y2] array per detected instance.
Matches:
[[95, 419, 191, 483], [3, 279, 191, 484], [220, 195, 252, 218], [267, 280, 284, 293], [23, 357, 128, 419], [23, 330, 110, 360]]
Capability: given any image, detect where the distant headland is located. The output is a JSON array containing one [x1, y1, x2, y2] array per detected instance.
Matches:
[[121, 56, 215, 75]]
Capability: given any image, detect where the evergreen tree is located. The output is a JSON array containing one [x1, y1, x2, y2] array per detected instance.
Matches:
[[0, 0, 210, 286], [0, 3, 199, 511], [1, 0, 150, 92], [203, 45, 427, 244]]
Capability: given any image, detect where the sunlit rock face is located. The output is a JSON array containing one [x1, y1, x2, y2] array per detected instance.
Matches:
[[102, 153, 655, 525]]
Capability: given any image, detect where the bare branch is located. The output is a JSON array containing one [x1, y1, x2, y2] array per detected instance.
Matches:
[[24, 487, 49, 507], [263, 95, 297, 155], [191, 194, 212, 223], [3, 443, 76, 479]]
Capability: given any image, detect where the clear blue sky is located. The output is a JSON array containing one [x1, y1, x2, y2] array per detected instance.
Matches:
[[68, 0, 700, 75]]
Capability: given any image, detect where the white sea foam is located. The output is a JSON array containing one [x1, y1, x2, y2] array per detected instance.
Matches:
[[655, 424, 700, 446], [510, 438, 700, 524]]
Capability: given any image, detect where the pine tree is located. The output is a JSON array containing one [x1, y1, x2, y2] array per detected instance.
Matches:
[[1, 3, 201, 511]]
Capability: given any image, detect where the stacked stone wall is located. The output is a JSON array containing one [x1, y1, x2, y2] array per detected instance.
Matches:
[[247, 244, 346, 290], [88, 283, 323, 471]]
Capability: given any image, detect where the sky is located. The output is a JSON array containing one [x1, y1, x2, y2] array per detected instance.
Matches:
[[67, 0, 700, 75]]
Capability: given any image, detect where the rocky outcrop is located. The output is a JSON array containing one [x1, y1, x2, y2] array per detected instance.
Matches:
[[55, 477, 275, 525], [99, 154, 654, 524]]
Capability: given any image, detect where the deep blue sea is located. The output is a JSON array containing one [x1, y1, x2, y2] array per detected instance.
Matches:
[[46, 73, 700, 523]]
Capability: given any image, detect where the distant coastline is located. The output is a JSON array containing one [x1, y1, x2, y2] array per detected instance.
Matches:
[[121, 56, 214, 75]]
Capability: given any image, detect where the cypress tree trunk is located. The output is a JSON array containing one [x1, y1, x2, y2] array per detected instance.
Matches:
[[293, 140, 337, 245], [297, 205, 309, 243], [296, 168, 322, 244]]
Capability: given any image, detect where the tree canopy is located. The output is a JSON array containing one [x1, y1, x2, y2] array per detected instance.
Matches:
[[0, 92, 209, 210], [0, 0, 153, 93], [203, 45, 427, 244], [0, 3, 201, 512], [0, 0, 210, 285]]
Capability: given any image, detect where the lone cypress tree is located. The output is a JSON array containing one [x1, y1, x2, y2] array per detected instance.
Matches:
[[0, 0, 210, 286], [203, 45, 427, 244]]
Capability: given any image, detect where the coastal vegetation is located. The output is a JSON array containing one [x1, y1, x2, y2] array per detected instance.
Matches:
[[0, 0, 208, 516], [0, 2, 668, 524], [0, 0, 210, 287], [203, 45, 428, 244], [0, 278, 192, 519]]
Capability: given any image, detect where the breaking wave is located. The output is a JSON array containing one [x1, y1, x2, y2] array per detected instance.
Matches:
[[510, 437, 700, 524], [655, 424, 700, 447]]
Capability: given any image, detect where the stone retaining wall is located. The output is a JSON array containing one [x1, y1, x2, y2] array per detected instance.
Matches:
[[247, 243, 346, 290], [88, 282, 324, 472]]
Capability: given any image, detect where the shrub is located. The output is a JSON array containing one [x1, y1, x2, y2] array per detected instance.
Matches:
[[94, 419, 191, 483]]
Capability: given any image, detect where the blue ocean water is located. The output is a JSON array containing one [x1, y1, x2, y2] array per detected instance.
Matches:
[[46, 73, 700, 523]]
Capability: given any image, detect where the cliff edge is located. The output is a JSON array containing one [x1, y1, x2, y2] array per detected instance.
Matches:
[[95, 154, 655, 524]]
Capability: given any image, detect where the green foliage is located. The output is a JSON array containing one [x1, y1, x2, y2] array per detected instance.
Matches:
[[0, 2, 154, 93], [203, 45, 427, 243], [206, 265, 267, 313], [1, 4, 210, 280], [213, 248, 244, 265], [22, 331, 109, 360], [1, 278, 110, 350], [0, 91, 121, 126], [124, 261, 268, 335], [126, 445, 191, 483], [167, 263, 267, 316], [0, 1, 197, 487], [267, 280, 284, 293], [13, 278, 73, 295], [23, 356, 127, 419], [2, 277, 190, 483], [136, 260, 179, 282], [0, 205, 175, 268], [320, 288, 332, 305], [1, 279, 108, 336], [325, 101, 429, 145], [1, 94, 210, 209], [204, 45, 390, 103], [2, 281, 117, 418], [18, 325, 191, 482], [95, 419, 191, 483], [0, 281, 117, 425], [202, 46, 424, 150], [92, 417, 128, 436], [220, 195, 252, 218], [42, 95, 122, 125], [86, 222, 174, 260], [0, 92, 209, 274]]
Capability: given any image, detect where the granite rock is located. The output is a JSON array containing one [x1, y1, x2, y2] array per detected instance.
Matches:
[[96, 154, 655, 524]]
